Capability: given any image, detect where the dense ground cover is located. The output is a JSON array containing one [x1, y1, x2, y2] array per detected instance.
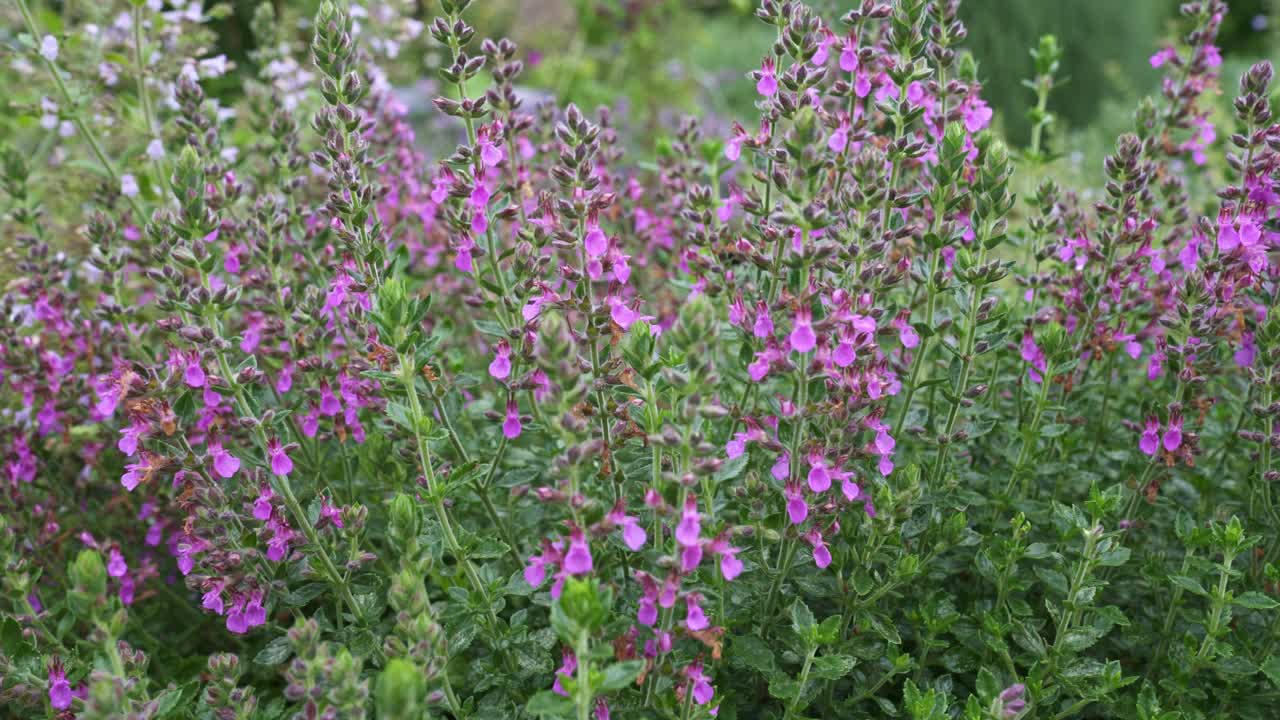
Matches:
[[3, 0, 1280, 718]]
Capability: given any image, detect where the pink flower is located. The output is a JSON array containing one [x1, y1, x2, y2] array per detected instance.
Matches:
[[564, 528, 593, 575], [894, 313, 919, 349], [785, 484, 808, 525], [489, 339, 513, 380], [675, 495, 702, 547], [964, 99, 993, 133], [807, 529, 832, 569], [318, 497, 345, 530], [267, 437, 293, 476], [790, 307, 816, 353], [756, 57, 778, 97], [253, 485, 275, 521], [107, 547, 127, 578], [319, 380, 342, 416], [608, 503, 647, 551], [684, 661, 715, 705], [753, 301, 774, 338], [1139, 416, 1160, 456], [685, 593, 710, 631], [1163, 411, 1183, 452], [502, 398, 523, 439], [807, 451, 831, 492], [839, 38, 858, 72], [1020, 331, 1047, 383], [1150, 47, 1177, 68], [48, 658, 72, 710], [184, 355, 206, 388], [553, 650, 577, 696], [709, 536, 744, 581], [585, 219, 608, 257], [208, 441, 240, 479]]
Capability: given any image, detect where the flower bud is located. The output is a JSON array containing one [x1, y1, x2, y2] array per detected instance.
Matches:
[[376, 659, 423, 720]]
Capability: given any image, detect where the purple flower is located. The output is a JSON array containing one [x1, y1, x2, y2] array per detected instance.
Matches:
[[1163, 412, 1183, 452], [684, 662, 715, 705], [675, 495, 702, 547], [208, 440, 240, 479], [1139, 416, 1160, 456], [268, 437, 293, 476], [839, 38, 858, 72], [489, 339, 512, 380], [502, 398, 523, 439], [39, 35, 59, 62], [48, 658, 72, 710], [564, 528, 593, 575], [790, 307, 816, 353], [553, 650, 577, 696], [785, 484, 808, 525], [107, 547, 127, 578], [756, 57, 778, 97], [685, 593, 710, 631], [807, 451, 831, 492]]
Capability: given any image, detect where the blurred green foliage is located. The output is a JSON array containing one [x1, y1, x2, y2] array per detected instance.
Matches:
[[195, 0, 1276, 161]]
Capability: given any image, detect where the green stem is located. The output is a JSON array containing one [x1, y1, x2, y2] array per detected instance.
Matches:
[[575, 629, 593, 720], [783, 646, 817, 720]]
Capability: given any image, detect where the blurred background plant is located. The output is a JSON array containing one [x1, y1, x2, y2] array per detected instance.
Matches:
[[4, 0, 1277, 165]]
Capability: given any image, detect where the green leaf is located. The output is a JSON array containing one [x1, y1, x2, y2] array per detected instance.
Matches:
[[730, 635, 778, 676], [1233, 592, 1280, 610], [1216, 655, 1257, 676], [714, 453, 749, 482], [1261, 656, 1280, 688], [154, 685, 188, 717], [790, 600, 816, 639], [524, 690, 574, 718], [253, 636, 294, 666], [470, 536, 512, 560], [1039, 423, 1068, 438], [282, 583, 328, 607], [1169, 575, 1208, 597], [810, 654, 856, 680], [600, 660, 644, 691], [1096, 546, 1131, 567], [384, 401, 413, 431]]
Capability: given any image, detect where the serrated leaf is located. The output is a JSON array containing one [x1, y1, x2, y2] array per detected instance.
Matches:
[[282, 583, 327, 607], [600, 660, 644, 691], [810, 654, 856, 680], [1261, 656, 1280, 688], [253, 636, 293, 666], [524, 690, 574, 718], [730, 635, 778, 676], [790, 600, 815, 638], [1233, 592, 1280, 610], [1169, 575, 1208, 597]]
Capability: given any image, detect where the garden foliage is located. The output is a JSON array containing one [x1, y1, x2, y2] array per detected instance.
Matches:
[[3, 0, 1280, 718]]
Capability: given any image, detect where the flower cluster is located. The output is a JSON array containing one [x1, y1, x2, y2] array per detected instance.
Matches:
[[2, 1, 1280, 719]]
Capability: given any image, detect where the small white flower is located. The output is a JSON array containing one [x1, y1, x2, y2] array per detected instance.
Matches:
[[198, 55, 229, 78], [121, 174, 140, 198], [40, 113, 58, 131], [220, 146, 239, 163], [98, 62, 120, 86], [146, 139, 165, 161], [39, 35, 58, 63], [59, 121, 75, 138]]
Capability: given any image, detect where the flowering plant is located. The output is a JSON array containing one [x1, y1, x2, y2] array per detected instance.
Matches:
[[2, 0, 1280, 719]]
